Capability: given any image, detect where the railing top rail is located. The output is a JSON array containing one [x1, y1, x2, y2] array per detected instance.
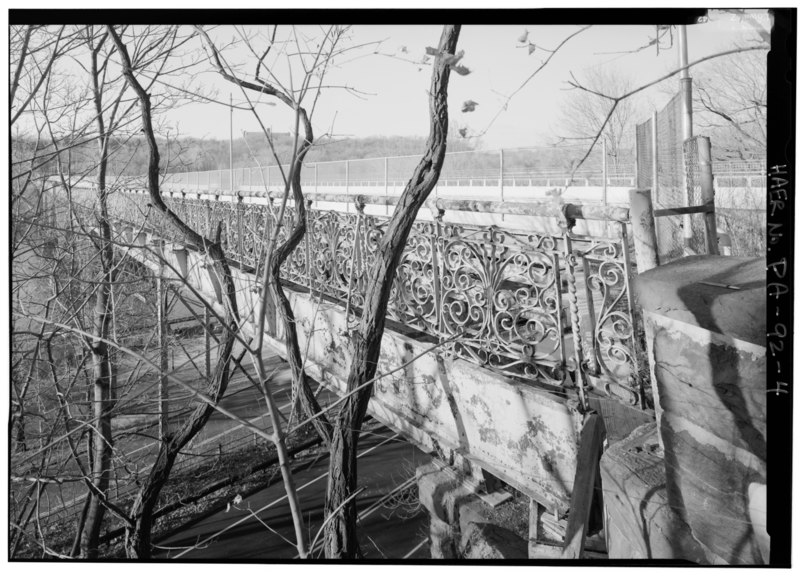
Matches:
[[116, 186, 631, 223]]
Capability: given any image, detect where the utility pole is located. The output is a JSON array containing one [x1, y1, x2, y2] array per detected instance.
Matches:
[[678, 25, 694, 245]]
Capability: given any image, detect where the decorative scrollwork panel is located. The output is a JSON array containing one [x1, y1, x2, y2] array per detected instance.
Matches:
[[574, 234, 642, 406], [439, 226, 566, 386]]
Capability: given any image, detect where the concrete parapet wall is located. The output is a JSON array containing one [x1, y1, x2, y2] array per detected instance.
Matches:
[[634, 256, 767, 565], [120, 229, 582, 514], [273, 284, 581, 514]]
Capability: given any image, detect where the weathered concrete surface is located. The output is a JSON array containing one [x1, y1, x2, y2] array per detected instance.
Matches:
[[600, 422, 711, 562], [287, 291, 581, 513], [634, 255, 765, 346], [417, 461, 479, 558], [635, 256, 767, 565], [417, 461, 530, 560], [461, 522, 528, 559]]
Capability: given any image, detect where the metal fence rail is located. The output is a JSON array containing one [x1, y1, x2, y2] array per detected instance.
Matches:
[[148, 146, 763, 201]]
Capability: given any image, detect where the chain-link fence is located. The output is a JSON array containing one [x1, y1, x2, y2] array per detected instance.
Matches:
[[635, 92, 711, 263], [155, 146, 639, 198]]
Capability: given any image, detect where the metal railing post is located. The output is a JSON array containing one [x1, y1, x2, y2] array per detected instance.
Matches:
[[344, 199, 364, 325], [562, 227, 588, 410], [432, 208, 445, 335], [236, 194, 243, 262]]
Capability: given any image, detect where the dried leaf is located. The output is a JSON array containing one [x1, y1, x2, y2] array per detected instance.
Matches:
[[441, 49, 465, 67], [461, 100, 479, 113], [399, 45, 408, 53], [518, 29, 529, 43], [528, 43, 536, 55], [425, 46, 438, 56], [452, 64, 471, 76], [458, 128, 468, 138]]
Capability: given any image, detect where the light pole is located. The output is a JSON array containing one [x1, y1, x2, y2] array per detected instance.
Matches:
[[678, 25, 694, 245]]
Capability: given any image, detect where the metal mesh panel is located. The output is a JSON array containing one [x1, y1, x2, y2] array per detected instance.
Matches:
[[348, 157, 385, 184], [655, 93, 683, 207], [635, 120, 653, 189], [439, 150, 501, 184], [682, 136, 708, 255]]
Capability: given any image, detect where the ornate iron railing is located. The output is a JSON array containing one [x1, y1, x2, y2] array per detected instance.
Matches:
[[71, 186, 647, 408]]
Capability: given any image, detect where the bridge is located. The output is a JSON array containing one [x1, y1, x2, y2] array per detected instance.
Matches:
[[134, 148, 765, 209], [34, 169, 767, 561]]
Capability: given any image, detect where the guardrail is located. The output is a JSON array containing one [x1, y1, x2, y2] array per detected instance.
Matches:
[[90, 186, 645, 409]]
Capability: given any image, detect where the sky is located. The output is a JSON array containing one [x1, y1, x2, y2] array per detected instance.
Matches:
[[162, 9, 769, 150]]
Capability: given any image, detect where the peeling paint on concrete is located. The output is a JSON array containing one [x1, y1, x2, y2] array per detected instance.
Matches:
[[121, 238, 581, 513]]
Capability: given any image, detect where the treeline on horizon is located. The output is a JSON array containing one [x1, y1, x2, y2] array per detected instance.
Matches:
[[16, 132, 639, 181], [15, 131, 763, 184]]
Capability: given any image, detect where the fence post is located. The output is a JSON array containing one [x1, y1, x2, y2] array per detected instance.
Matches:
[[628, 188, 660, 273], [697, 136, 719, 255], [499, 148, 505, 202], [384, 157, 389, 197], [651, 111, 658, 205], [345, 160, 350, 195]]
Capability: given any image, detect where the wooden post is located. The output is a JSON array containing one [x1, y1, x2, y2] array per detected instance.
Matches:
[[628, 188, 660, 273], [561, 413, 605, 559], [528, 498, 540, 558], [157, 271, 169, 441], [698, 136, 719, 255]]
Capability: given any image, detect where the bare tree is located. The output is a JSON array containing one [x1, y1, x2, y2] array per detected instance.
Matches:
[[693, 49, 766, 160], [556, 66, 639, 171], [322, 24, 461, 558]]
